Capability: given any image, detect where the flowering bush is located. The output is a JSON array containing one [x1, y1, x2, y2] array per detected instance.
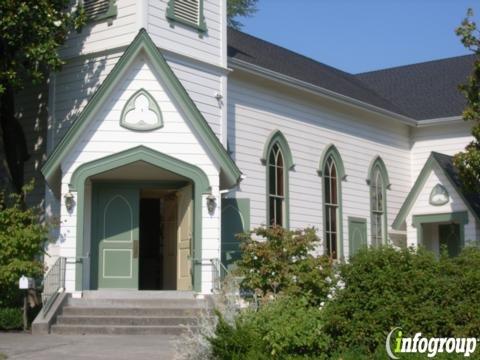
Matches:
[[236, 227, 335, 305]]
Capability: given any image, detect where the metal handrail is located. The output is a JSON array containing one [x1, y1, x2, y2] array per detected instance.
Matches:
[[41, 257, 66, 315]]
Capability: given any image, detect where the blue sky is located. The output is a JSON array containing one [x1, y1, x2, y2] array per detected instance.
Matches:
[[238, 0, 478, 74]]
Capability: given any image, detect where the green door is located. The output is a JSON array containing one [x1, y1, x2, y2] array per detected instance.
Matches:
[[92, 184, 139, 289], [439, 223, 461, 257], [349, 217, 367, 257]]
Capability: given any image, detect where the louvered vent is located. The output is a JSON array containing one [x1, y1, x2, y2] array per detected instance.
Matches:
[[173, 0, 200, 25], [83, 0, 110, 19]]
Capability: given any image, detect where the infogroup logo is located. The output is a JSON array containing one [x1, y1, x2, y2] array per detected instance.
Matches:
[[386, 327, 477, 358]]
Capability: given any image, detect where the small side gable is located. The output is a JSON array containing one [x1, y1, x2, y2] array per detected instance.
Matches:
[[42, 29, 241, 189], [392, 152, 480, 229]]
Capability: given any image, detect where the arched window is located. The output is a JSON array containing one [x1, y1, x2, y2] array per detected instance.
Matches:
[[319, 145, 345, 260], [367, 157, 390, 246], [262, 130, 294, 228], [268, 144, 285, 226]]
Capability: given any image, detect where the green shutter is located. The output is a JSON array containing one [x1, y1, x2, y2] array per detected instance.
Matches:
[[348, 217, 367, 257], [221, 198, 250, 269]]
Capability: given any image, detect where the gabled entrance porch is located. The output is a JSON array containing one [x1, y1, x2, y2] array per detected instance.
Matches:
[[69, 146, 212, 293]]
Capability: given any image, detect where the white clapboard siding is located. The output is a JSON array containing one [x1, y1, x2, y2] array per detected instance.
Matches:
[[406, 165, 478, 247], [52, 48, 224, 148], [411, 122, 474, 179], [61, 0, 138, 58], [228, 75, 411, 257], [58, 56, 221, 292], [148, 0, 224, 66]]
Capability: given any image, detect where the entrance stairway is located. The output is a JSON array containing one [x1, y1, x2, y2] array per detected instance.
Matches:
[[50, 291, 210, 335]]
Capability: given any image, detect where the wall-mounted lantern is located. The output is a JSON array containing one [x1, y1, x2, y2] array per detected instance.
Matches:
[[64, 192, 75, 212], [206, 194, 216, 215]]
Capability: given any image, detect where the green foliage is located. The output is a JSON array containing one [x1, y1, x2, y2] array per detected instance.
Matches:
[[322, 246, 480, 356], [0, 307, 22, 330], [0, 0, 85, 92], [236, 227, 335, 305], [212, 242, 480, 359], [227, 0, 258, 29], [454, 8, 480, 190], [0, 185, 48, 308], [210, 297, 331, 360]]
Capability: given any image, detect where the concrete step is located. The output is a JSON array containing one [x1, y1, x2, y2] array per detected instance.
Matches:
[[51, 324, 196, 335], [80, 290, 197, 300], [61, 306, 207, 317], [56, 315, 197, 326], [67, 298, 205, 308]]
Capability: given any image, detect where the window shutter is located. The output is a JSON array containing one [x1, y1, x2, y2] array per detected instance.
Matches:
[[167, 0, 206, 32], [83, 0, 116, 20], [174, 0, 200, 25]]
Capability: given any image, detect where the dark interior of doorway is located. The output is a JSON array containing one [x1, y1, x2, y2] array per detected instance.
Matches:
[[139, 198, 163, 290]]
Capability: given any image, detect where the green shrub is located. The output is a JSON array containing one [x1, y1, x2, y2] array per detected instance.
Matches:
[[236, 227, 335, 305], [0, 307, 23, 330], [0, 186, 47, 309], [322, 246, 480, 356], [210, 297, 331, 359]]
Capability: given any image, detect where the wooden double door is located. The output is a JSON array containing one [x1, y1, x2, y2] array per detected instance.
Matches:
[[90, 183, 193, 290]]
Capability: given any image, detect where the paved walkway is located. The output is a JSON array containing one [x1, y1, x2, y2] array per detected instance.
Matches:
[[0, 332, 177, 360]]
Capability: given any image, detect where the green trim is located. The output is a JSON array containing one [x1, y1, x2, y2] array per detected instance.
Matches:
[[412, 211, 468, 247], [70, 146, 210, 292], [366, 156, 391, 189], [41, 29, 240, 189], [392, 153, 480, 230], [261, 130, 295, 170], [318, 144, 345, 259], [368, 156, 389, 245], [263, 130, 293, 228], [84, 0, 117, 22], [166, 0, 207, 33], [120, 88, 163, 131], [317, 144, 346, 180]]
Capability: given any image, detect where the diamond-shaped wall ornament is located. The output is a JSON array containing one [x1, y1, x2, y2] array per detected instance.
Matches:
[[120, 89, 163, 131]]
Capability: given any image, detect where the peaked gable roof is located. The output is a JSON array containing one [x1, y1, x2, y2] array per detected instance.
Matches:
[[42, 29, 241, 188], [392, 152, 480, 230], [227, 28, 474, 122]]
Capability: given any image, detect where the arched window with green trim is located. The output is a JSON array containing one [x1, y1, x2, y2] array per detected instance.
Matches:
[[318, 144, 345, 260], [262, 130, 294, 228], [367, 156, 390, 246]]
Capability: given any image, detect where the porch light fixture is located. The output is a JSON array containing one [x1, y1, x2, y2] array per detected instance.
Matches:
[[64, 192, 75, 212], [206, 194, 216, 215]]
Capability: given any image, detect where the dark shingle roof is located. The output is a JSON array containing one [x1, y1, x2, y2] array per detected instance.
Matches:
[[227, 28, 408, 117], [227, 28, 475, 121], [432, 152, 480, 220], [357, 55, 475, 120]]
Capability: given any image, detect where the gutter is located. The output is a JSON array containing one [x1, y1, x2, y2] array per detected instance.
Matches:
[[415, 116, 464, 127], [229, 58, 467, 128]]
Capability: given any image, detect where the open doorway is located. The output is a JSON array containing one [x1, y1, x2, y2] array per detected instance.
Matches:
[[139, 189, 177, 290], [139, 185, 193, 291]]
